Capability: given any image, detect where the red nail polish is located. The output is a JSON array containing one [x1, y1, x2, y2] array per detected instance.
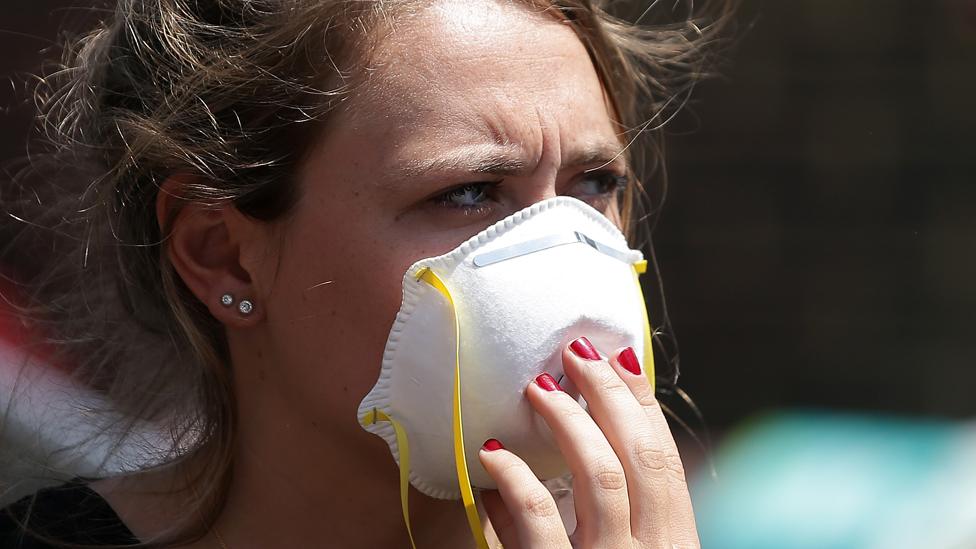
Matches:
[[535, 372, 563, 392], [482, 439, 504, 452], [569, 337, 600, 360], [618, 347, 641, 375]]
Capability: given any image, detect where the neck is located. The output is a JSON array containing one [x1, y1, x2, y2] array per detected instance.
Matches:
[[210, 412, 482, 548], [93, 394, 489, 548], [94, 327, 500, 548]]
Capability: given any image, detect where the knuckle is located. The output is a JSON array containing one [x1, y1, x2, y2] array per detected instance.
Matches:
[[632, 438, 669, 472], [520, 489, 560, 519], [632, 438, 687, 481], [587, 457, 628, 492], [605, 382, 636, 407], [595, 468, 628, 492], [588, 363, 636, 404], [572, 357, 625, 394], [642, 392, 663, 413], [595, 363, 626, 393]]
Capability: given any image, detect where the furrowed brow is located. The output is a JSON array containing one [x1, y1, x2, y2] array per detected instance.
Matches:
[[394, 146, 528, 179], [569, 143, 630, 173], [391, 141, 628, 181]]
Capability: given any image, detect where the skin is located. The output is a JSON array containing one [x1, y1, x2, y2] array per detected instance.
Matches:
[[92, 0, 698, 547]]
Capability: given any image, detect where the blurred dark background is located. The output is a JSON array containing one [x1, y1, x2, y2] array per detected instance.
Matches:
[[661, 0, 976, 429], [2, 1, 974, 431]]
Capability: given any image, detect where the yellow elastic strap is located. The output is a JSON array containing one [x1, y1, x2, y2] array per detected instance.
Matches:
[[360, 407, 418, 549], [416, 267, 491, 549], [632, 260, 656, 392]]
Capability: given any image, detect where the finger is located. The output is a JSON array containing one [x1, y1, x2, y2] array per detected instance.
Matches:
[[525, 372, 632, 547], [478, 439, 571, 549], [664, 478, 700, 549], [481, 489, 520, 549], [562, 337, 680, 545], [608, 345, 698, 546]]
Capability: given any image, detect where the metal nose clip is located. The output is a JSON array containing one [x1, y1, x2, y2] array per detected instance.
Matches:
[[471, 231, 634, 267], [576, 231, 596, 247]]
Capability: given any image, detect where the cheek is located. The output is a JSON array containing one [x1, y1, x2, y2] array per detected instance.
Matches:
[[277, 248, 398, 374], [255, 170, 486, 422], [260, 219, 426, 421]]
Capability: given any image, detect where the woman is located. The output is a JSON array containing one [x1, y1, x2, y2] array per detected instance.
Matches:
[[1, 0, 731, 546]]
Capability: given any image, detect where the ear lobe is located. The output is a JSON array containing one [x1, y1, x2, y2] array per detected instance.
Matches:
[[156, 175, 263, 326]]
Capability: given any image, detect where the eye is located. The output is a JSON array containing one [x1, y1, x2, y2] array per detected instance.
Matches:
[[572, 170, 629, 198], [431, 181, 499, 214]]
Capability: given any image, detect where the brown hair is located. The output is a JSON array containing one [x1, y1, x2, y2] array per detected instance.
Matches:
[[1, 0, 734, 545]]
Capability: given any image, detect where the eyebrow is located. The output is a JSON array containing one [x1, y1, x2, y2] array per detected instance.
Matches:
[[391, 142, 628, 180]]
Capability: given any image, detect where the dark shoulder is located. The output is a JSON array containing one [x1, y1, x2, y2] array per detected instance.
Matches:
[[0, 478, 138, 548]]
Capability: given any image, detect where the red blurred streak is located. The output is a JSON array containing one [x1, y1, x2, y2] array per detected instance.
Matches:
[[0, 274, 66, 372]]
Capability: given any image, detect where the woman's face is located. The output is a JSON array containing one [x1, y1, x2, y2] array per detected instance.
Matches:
[[238, 0, 630, 443]]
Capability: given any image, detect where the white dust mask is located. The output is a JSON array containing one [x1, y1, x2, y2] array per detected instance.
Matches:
[[357, 196, 655, 548]]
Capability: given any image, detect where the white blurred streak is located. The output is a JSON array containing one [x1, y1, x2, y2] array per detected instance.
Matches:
[[0, 341, 169, 506]]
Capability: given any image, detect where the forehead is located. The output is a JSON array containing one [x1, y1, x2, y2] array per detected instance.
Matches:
[[342, 0, 621, 154]]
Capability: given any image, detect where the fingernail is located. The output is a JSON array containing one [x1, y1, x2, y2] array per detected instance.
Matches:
[[569, 337, 600, 361], [482, 439, 504, 452], [535, 372, 563, 392], [618, 347, 641, 375]]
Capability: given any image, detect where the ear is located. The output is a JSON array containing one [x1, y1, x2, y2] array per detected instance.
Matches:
[[156, 175, 265, 327]]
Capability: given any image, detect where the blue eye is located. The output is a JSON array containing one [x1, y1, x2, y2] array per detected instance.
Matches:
[[429, 171, 627, 217], [434, 182, 495, 210], [574, 170, 629, 197]]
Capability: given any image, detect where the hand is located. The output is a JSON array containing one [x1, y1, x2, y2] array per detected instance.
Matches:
[[478, 336, 699, 548]]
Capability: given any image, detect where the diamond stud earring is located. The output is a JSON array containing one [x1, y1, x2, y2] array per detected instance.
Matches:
[[220, 293, 234, 307], [238, 299, 254, 315]]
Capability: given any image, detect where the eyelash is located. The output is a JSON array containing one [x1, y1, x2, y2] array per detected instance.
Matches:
[[432, 181, 499, 216], [430, 170, 629, 215]]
